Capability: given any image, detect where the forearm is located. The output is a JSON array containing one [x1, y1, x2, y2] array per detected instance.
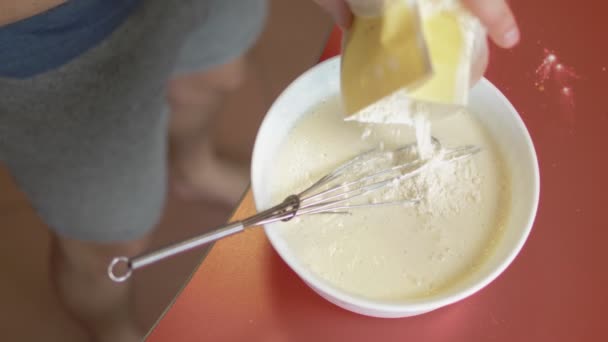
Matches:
[[0, 0, 66, 26]]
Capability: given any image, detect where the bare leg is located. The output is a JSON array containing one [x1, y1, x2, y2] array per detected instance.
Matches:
[[168, 57, 249, 205], [50, 234, 148, 342]]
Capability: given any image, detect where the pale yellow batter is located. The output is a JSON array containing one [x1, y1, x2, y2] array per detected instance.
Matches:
[[270, 95, 510, 301]]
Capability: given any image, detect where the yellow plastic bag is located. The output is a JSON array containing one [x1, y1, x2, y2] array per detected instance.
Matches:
[[341, 0, 433, 116], [342, 0, 485, 124]]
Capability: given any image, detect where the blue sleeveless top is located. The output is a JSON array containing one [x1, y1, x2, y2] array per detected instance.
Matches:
[[0, 0, 141, 78]]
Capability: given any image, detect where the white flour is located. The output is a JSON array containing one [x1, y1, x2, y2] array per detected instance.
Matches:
[[357, 99, 477, 219], [355, 136, 481, 219], [409, 110, 481, 218], [404, 156, 481, 218], [413, 113, 433, 159]]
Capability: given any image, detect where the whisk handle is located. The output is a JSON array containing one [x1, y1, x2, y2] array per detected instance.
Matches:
[[107, 195, 301, 282], [108, 221, 244, 282]]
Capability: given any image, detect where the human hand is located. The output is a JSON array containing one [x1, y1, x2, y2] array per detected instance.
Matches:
[[314, 0, 520, 48]]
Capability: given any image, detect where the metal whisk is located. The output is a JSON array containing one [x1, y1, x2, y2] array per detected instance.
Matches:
[[108, 138, 480, 282]]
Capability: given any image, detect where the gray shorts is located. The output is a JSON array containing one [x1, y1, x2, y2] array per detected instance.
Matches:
[[0, 0, 267, 242]]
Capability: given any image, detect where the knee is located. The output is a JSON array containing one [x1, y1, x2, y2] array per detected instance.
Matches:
[[205, 57, 248, 92], [167, 57, 248, 106]]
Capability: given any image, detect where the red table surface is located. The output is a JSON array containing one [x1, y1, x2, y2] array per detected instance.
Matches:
[[148, 1, 608, 341]]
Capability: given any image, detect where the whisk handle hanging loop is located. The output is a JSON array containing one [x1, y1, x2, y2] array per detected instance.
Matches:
[[107, 195, 301, 282]]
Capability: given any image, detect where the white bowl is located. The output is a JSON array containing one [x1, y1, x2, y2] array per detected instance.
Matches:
[[251, 56, 540, 318]]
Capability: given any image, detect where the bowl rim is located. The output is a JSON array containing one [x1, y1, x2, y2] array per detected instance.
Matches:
[[251, 55, 540, 314]]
